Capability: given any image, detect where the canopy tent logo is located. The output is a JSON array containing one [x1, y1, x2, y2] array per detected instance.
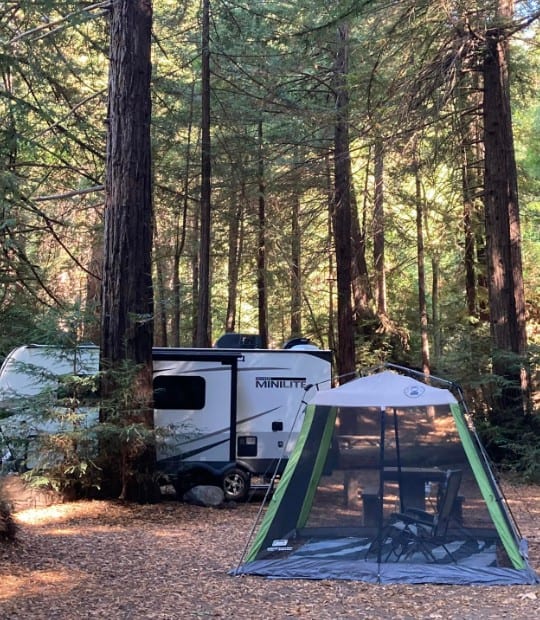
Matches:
[[403, 384, 426, 398]]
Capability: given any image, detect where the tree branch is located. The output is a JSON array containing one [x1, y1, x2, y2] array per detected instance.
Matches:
[[8, 2, 112, 44], [34, 185, 105, 203]]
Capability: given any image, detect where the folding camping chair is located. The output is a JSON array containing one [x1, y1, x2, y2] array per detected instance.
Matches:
[[377, 469, 463, 563]]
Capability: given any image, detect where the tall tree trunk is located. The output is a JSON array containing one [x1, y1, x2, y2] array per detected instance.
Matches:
[[101, 0, 157, 502], [325, 153, 336, 354], [373, 138, 387, 317], [172, 82, 196, 347], [414, 150, 430, 375], [225, 175, 244, 332], [191, 218, 199, 347], [171, 237, 184, 347], [333, 23, 356, 382], [483, 0, 528, 411], [196, 0, 212, 347], [154, 246, 168, 347], [84, 223, 103, 345], [290, 193, 302, 337], [350, 170, 371, 321], [257, 118, 269, 348], [456, 71, 485, 322], [431, 255, 441, 364], [463, 179, 478, 319]]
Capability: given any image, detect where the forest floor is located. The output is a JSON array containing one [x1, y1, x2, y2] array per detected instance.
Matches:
[[0, 477, 539, 620]]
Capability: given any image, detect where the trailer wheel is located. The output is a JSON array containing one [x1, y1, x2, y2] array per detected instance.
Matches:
[[222, 468, 250, 501]]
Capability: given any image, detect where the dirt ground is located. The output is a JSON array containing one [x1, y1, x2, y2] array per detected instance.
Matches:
[[0, 478, 539, 620]]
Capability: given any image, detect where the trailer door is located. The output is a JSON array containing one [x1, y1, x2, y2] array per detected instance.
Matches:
[[153, 354, 238, 472]]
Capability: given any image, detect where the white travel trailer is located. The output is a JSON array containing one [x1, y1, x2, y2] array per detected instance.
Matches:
[[0, 343, 332, 500]]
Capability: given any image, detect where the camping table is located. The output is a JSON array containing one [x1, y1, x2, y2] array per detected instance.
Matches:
[[383, 467, 446, 510], [360, 467, 447, 526]]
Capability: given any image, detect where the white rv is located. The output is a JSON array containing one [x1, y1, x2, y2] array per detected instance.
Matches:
[[0, 343, 332, 500]]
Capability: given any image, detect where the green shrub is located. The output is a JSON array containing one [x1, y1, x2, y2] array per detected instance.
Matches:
[[476, 412, 540, 484], [0, 483, 17, 541]]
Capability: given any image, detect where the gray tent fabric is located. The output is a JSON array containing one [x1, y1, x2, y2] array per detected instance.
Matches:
[[232, 367, 539, 585], [239, 553, 537, 585]]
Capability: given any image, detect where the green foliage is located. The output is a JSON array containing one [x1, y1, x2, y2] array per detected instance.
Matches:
[[0, 350, 162, 500], [94, 360, 162, 502], [476, 412, 540, 484], [463, 346, 540, 483], [1, 1, 540, 488], [0, 296, 42, 361], [7, 371, 103, 498], [28, 304, 99, 347]]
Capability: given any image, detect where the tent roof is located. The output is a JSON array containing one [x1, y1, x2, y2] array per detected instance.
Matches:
[[311, 370, 458, 408]]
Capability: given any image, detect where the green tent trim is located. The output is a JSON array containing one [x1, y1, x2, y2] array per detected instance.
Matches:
[[245, 402, 527, 571], [297, 404, 337, 528], [450, 403, 525, 570], [244, 403, 336, 562]]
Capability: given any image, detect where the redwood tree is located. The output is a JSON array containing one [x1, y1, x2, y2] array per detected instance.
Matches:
[[196, 0, 212, 347], [257, 117, 269, 349], [101, 0, 157, 502], [333, 23, 356, 382], [482, 1, 528, 414]]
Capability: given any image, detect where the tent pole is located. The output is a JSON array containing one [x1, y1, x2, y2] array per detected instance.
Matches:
[[393, 407, 404, 511], [376, 406, 386, 574]]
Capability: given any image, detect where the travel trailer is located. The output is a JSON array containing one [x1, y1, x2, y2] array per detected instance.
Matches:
[[0, 343, 332, 500]]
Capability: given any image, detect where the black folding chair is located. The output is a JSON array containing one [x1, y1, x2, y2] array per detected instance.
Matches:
[[377, 469, 463, 563]]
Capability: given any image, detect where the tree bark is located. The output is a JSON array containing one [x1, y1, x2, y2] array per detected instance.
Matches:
[[191, 218, 199, 347], [290, 193, 302, 337], [350, 170, 371, 321], [325, 153, 337, 354], [172, 81, 195, 348], [483, 2, 527, 380], [196, 0, 212, 347], [154, 245, 168, 347], [257, 118, 269, 348], [431, 255, 441, 364], [414, 149, 430, 375], [456, 73, 484, 322], [482, 1, 529, 418], [333, 23, 356, 382], [373, 138, 387, 317], [225, 175, 244, 333], [101, 0, 157, 502]]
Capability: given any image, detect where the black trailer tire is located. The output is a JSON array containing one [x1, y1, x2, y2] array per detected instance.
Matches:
[[222, 468, 250, 501]]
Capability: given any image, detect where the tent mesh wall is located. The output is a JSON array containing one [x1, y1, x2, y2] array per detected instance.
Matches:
[[235, 373, 538, 585]]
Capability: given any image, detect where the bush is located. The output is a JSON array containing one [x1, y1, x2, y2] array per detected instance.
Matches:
[[476, 412, 540, 484], [10, 360, 161, 502], [0, 482, 17, 541], [2, 372, 104, 499]]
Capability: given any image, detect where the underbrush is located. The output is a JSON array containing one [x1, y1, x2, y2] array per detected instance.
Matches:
[[0, 482, 17, 541], [477, 413, 540, 484]]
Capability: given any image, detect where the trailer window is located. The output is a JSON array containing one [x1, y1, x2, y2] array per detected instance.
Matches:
[[153, 375, 206, 410]]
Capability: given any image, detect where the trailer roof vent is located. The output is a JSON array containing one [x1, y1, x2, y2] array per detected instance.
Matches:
[[214, 333, 263, 349], [283, 337, 319, 350]]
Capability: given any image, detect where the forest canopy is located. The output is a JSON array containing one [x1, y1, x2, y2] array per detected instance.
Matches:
[[1, 1, 540, 478]]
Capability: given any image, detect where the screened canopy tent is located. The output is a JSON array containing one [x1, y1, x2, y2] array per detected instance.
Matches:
[[233, 368, 539, 585]]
